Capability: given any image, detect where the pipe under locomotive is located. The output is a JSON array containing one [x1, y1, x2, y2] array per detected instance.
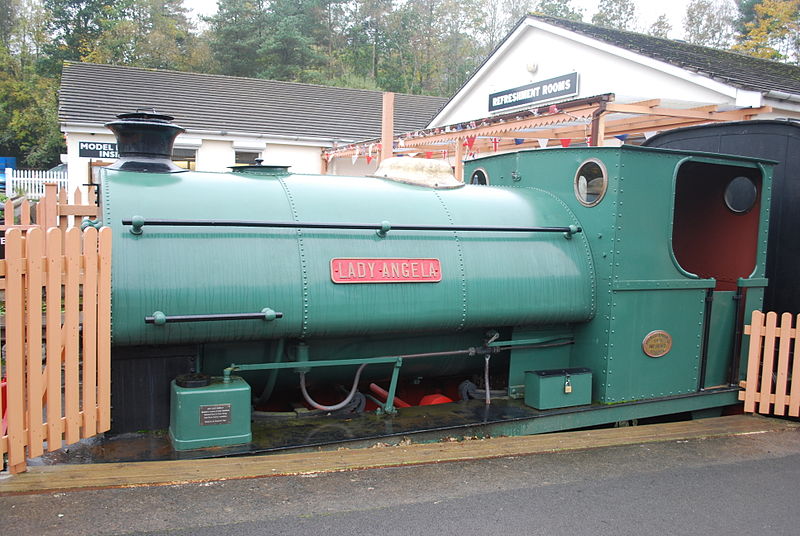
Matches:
[[97, 112, 775, 452]]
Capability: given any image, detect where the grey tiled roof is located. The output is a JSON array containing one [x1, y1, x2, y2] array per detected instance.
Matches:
[[531, 15, 800, 96], [59, 62, 448, 142]]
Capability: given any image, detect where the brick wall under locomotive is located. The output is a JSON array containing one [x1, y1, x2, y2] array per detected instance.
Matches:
[[100, 112, 773, 448]]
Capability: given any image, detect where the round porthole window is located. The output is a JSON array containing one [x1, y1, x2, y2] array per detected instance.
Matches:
[[574, 159, 607, 207], [469, 169, 489, 185], [724, 176, 757, 214]]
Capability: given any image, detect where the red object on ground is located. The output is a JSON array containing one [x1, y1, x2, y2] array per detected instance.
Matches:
[[368, 383, 412, 408], [419, 394, 454, 405]]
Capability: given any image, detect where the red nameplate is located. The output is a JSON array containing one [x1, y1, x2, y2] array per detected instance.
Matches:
[[331, 258, 441, 284]]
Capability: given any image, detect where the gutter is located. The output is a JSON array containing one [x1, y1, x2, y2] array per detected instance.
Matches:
[[764, 90, 800, 104], [60, 122, 357, 147]]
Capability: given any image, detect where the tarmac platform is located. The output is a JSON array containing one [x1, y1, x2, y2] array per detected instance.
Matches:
[[1, 414, 796, 496]]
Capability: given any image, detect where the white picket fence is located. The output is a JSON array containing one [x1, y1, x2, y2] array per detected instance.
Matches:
[[4, 168, 69, 199]]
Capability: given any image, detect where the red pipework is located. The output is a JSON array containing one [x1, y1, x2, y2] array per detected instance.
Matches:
[[369, 383, 411, 408]]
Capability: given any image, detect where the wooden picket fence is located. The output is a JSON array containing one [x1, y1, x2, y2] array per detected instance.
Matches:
[[1, 222, 111, 473], [739, 311, 800, 416], [2, 182, 99, 230]]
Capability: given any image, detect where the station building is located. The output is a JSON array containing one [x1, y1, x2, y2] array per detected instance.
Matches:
[[431, 15, 800, 128], [58, 62, 447, 191]]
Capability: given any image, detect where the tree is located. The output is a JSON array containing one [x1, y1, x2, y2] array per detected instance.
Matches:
[[206, 0, 269, 78], [0, 0, 63, 168], [733, 0, 800, 63], [258, 2, 325, 81], [41, 0, 129, 74], [683, 0, 736, 48], [84, 0, 195, 70], [591, 0, 637, 30], [734, 0, 761, 33], [533, 0, 583, 21], [647, 14, 672, 38]]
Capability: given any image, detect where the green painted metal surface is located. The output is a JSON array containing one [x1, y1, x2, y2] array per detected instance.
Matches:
[[103, 170, 594, 346], [524, 368, 592, 409], [465, 146, 774, 406], [705, 291, 737, 388], [102, 141, 776, 444], [169, 376, 252, 450]]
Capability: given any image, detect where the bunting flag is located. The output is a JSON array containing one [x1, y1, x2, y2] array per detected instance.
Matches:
[[407, 152, 419, 157], [366, 155, 373, 164], [537, 138, 549, 149], [548, 105, 559, 114], [325, 152, 333, 163], [398, 137, 405, 147], [491, 137, 500, 151], [560, 138, 572, 148], [614, 134, 629, 142], [443, 149, 449, 159], [644, 131, 659, 140], [352, 153, 358, 164], [605, 138, 624, 147], [425, 152, 433, 159], [465, 136, 477, 149], [514, 138, 525, 145]]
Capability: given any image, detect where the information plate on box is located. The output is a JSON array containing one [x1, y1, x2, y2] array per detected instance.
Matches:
[[331, 258, 441, 284], [199, 403, 232, 426]]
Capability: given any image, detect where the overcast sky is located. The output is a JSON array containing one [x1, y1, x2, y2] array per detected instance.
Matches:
[[184, 0, 695, 38]]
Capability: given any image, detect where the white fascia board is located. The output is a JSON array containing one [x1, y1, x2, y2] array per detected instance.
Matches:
[[61, 122, 336, 148]]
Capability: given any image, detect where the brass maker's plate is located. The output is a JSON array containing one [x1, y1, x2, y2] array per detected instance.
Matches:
[[642, 330, 672, 358]]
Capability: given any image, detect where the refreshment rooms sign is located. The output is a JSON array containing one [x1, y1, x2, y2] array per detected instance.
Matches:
[[489, 73, 579, 112]]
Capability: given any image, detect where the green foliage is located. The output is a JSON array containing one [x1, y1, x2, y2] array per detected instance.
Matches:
[[683, 0, 736, 48], [733, 0, 800, 63], [591, 0, 637, 30], [734, 0, 761, 33], [647, 14, 672, 38], [0, 1, 64, 167], [533, 0, 583, 21]]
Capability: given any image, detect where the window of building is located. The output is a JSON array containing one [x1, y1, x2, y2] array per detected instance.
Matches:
[[235, 151, 261, 165], [172, 148, 196, 170]]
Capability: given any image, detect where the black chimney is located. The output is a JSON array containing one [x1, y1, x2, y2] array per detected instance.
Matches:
[[105, 111, 186, 173]]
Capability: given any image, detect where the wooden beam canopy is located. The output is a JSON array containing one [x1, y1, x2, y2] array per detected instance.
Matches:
[[322, 92, 772, 179]]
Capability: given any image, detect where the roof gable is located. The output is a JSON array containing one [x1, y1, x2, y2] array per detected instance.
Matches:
[[430, 14, 800, 126], [531, 15, 800, 96], [59, 62, 447, 143]]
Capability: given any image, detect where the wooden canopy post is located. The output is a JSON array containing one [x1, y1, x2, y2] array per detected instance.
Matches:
[[380, 92, 394, 163], [454, 138, 465, 181]]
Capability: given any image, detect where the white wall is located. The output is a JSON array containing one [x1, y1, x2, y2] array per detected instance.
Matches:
[[329, 157, 379, 177], [196, 139, 235, 172], [64, 132, 118, 193], [260, 143, 324, 174]]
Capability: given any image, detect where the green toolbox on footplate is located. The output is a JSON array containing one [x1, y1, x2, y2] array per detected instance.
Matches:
[[525, 368, 592, 410]]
